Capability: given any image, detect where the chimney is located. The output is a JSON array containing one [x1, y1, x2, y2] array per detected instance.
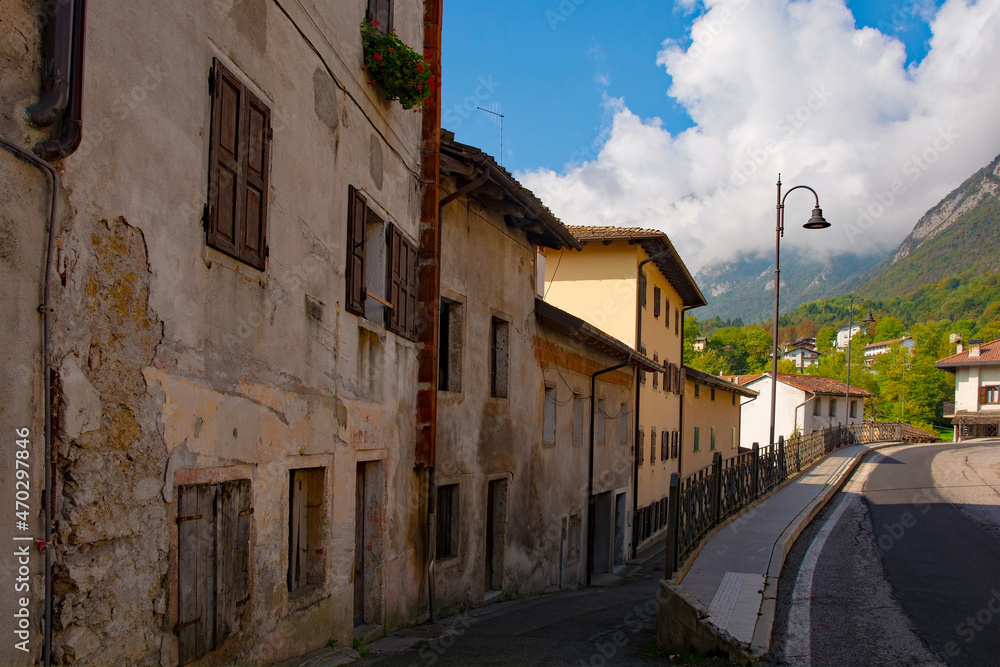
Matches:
[[956, 340, 964, 353], [969, 339, 982, 358]]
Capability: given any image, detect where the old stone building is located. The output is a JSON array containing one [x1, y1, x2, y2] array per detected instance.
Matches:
[[432, 134, 659, 609], [1, 0, 441, 663]]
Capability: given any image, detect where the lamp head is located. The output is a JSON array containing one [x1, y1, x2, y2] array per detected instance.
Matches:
[[804, 207, 831, 229], [862, 310, 875, 324]]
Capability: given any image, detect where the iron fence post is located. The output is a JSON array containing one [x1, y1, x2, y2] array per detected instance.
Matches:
[[751, 442, 760, 500], [778, 435, 786, 481], [711, 452, 723, 526]]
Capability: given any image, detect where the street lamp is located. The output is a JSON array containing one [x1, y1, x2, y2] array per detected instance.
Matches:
[[769, 174, 830, 446], [844, 296, 875, 426]]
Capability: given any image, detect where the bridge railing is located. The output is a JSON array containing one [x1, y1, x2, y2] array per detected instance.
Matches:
[[664, 421, 938, 576]]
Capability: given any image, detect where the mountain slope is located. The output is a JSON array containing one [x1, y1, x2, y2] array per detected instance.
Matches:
[[859, 154, 1000, 298], [694, 248, 886, 323]]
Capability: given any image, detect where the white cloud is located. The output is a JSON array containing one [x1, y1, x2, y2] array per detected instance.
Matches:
[[518, 0, 1000, 273]]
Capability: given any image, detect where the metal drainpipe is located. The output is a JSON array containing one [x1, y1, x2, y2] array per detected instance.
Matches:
[[33, 0, 86, 161], [25, 0, 74, 128], [0, 138, 59, 667], [586, 361, 628, 586]]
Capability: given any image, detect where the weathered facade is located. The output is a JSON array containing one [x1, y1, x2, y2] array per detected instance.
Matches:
[[432, 134, 656, 609], [542, 227, 707, 552], [1, 1, 439, 663], [680, 367, 757, 476]]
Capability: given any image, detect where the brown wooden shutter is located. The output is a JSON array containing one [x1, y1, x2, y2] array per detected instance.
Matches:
[[346, 186, 367, 315], [654, 286, 661, 317], [217, 479, 251, 642], [288, 471, 308, 592], [979, 386, 988, 406], [240, 90, 270, 269], [679, 367, 686, 395], [207, 60, 270, 270], [387, 225, 419, 339], [178, 484, 216, 665], [405, 238, 418, 339]]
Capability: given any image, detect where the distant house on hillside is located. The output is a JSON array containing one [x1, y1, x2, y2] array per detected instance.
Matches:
[[724, 373, 874, 447], [936, 338, 1000, 440], [693, 337, 707, 352], [780, 344, 820, 371], [864, 336, 915, 365], [835, 324, 864, 350]]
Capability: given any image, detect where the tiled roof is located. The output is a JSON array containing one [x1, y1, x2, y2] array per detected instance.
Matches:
[[728, 372, 874, 397], [684, 366, 758, 398], [864, 337, 911, 350], [564, 225, 707, 309], [936, 338, 1000, 368]]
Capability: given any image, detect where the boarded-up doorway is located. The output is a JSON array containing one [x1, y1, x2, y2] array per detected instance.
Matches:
[[354, 461, 384, 627], [613, 492, 626, 571], [484, 479, 508, 593]]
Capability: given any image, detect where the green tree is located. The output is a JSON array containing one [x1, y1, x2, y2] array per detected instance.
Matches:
[[815, 326, 836, 353], [688, 349, 731, 376], [874, 316, 906, 342]]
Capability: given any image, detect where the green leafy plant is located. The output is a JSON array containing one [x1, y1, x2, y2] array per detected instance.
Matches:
[[352, 636, 369, 658], [360, 19, 438, 110]]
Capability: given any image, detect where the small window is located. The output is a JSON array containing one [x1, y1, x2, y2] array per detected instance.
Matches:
[[849, 399, 857, 418], [206, 60, 271, 270], [650, 428, 657, 461], [675, 308, 680, 335], [597, 398, 606, 445], [813, 398, 822, 416], [289, 468, 325, 594], [732, 427, 737, 450], [732, 393, 736, 406], [665, 299, 670, 328], [436, 484, 459, 559], [572, 394, 584, 447], [652, 354, 659, 390], [438, 299, 464, 392], [693, 426, 700, 452], [490, 317, 509, 399], [694, 383, 700, 398], [985, 386, 1000, 404], [710, 427, 716, 451], [367, 0, 393, 31], [653, 286, 661, 318], [543, 386, 556, 446], [177, 480, 251, 663], [710, 387, 716, 401], [829, 399, 837, 418]]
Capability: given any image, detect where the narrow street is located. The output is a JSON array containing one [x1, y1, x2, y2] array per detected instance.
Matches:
[[354, 542, 722, 667], [770, 441, 1000, 666]]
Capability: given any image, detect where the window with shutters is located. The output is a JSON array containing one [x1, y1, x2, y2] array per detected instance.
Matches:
[[288, 468, 325, 595], [665, 299, 670, 328], [652, 354, 659, 390], [694, 383, 700, 398], [693, 426, 700, 452], [436, 484, 459, 560], [638, 272, 647, 309], [653, 286, 661, 318], [982, 386, 999, 404], [637, 428, 645, 465], [490, 317, 509, 399], [438, 298, 464, 392], [367, 0, 393, 32], [177, 479, 252, 664], [206, 60, 271, 270], [675, 308, 680, 335], [710, 427, 716, 451], [345, 186, 419, 340], [543, 386, 556, 446]]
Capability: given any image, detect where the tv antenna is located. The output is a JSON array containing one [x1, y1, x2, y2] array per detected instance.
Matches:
[[477, 105, 505, 167]]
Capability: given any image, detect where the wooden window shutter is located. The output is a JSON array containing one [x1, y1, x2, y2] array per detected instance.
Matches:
[[386, 225, 419, 339], [178, 484, 216, 665], [346, 186, 367, 315], [216, 479, 251, 641], [654, 286, 661, 317], [979, 386, 988, 406], [679, 367, 686, 395], [207, 60, 270, 270], [288, 471, 308, 592], [665, 300, 670, 327]]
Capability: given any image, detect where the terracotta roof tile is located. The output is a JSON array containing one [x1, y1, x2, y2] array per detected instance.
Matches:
[[936, 338, 1000, 368], [728, 372, 873, 397]]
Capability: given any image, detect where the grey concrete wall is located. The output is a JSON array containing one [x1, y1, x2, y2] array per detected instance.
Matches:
[[1, 1, 428, 664]]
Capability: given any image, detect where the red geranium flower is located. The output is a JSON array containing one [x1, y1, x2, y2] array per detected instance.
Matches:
[[372, 19, 380, 26], [417, 63, 424, 73], [374, 53, 383, 61]]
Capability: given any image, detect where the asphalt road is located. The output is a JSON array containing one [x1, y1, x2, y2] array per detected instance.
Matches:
[[770, 441, 1000, 667]]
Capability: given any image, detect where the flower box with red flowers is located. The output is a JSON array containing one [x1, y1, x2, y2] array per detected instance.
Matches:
[[360, 19, 438, 110]]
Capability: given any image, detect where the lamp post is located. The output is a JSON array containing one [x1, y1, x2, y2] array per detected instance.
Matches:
[[769, 174, 830, 446], [844, 296, 875, 426]]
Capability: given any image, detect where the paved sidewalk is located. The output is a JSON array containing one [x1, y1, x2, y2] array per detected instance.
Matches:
[[674, 442, 895, 655]]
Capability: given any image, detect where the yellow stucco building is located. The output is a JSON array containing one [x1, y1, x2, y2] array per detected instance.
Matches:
[[542, 226, 706, 551]]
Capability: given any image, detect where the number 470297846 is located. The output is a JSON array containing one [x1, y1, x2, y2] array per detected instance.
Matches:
[[14, 428, 30, 526]]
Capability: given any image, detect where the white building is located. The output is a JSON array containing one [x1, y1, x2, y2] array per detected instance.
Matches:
[[725, 373, 873, 447], [835, 324, 864, 349], [781, 344, 820, 371], [864, 336, 915, 365], [936, 338, 1000, 440]]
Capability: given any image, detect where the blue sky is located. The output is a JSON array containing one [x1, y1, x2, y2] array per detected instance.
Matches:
[[442, 0, 944, 174], [439, 1, 1000, 272]]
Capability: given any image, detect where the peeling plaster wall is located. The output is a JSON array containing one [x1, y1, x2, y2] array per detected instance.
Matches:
[[1, 0, 427, 664]]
